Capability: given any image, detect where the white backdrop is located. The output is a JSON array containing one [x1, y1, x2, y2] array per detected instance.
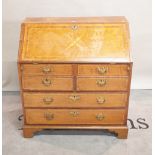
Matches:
[[2, 0, 152, 91]]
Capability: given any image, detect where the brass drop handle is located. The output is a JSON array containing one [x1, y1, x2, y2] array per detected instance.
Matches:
[[44, 112, 54, 120], [96, 79, 106, 86], [96, 113, 105, 121], [69, 95, 80, 102], [42, 78, 51, 86], [69, 111, 79, 117], [43, 97, 53, 104], [97, 66, 107, 74], [96, 97, 106, 104], [42, 66, 51, 73]]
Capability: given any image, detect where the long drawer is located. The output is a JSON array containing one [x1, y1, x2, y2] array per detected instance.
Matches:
[[23, 92, 128, 108], [25, 109, 126, 125], [78, 64, 130, 76], [22, 75, 73, 91], [77, 77, 129, 91]]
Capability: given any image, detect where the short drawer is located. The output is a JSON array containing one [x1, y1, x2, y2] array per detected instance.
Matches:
[[78, 64, 130, 76], [22, 64, 73, 75], [23, 92, 128, 108], [25, 109, 126, 125], [22, 75, 73, 91], [77, 77, 129, 91]]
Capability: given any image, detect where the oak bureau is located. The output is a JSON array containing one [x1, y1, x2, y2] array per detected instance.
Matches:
[[18, 17, 132, 139]]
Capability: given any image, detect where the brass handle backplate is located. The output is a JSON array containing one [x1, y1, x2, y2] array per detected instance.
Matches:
[[96, 97, 106, 104], [42, 78, 51, 86], [44, 112, 54, 120], [97, 66, 108, 74], [69, 111, 79, 117], [69, 95, 80, 102], [96, 79, 106, 87], [42, 66, 51, 73], [43, 97, 53, 104], [96, 113, 105, 121]]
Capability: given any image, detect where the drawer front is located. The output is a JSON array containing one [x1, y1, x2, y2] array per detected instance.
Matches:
[[23, 92, 127, 108], [22, 64, 72, 75], [78, 64, 130, 76], [25, 109, 126, 125], [77, 77, 129, 91], [22, 76, 73, 91]]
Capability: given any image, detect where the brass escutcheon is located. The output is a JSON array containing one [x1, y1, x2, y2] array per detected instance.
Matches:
[[96, 113, 105, 121], [42, 78, 51, 86], [43, 97, 53, 104], [69, 95, 80, 102], [71, 25, 78, 30], [96, 79, 106, 86], [96, 97, 106, 104], [42, 66, 51, 73], [44, 112, 54, 120], [97, 66, 107, 74], [69, 111, 79, 117]]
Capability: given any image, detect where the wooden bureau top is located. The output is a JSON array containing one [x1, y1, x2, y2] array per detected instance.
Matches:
[[23, 16, 128, 24], [18, 17, 131, 63]]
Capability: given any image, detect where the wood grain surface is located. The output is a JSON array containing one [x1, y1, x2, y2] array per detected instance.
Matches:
[[18, 17, 132, 139]]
